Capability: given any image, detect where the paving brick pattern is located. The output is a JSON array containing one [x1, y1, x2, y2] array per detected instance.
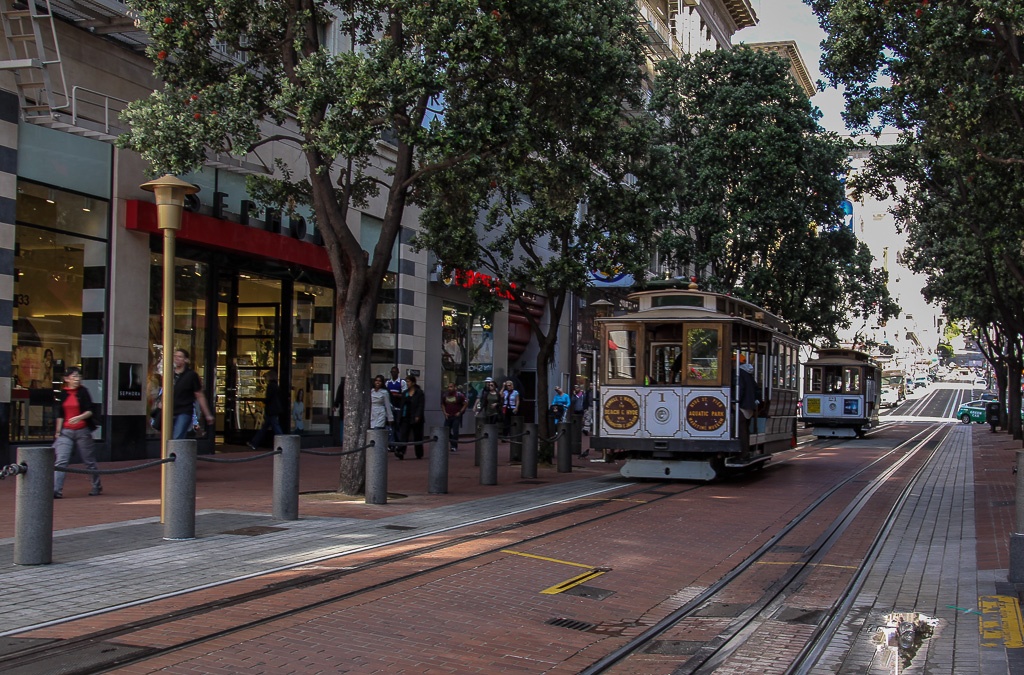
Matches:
[[0, 426, 1020, 673]]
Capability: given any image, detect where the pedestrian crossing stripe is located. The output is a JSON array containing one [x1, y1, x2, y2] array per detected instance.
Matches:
[[979, 595, 1024, 648]]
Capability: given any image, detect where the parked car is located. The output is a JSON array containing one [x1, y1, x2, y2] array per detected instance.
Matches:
[[973, 377, 988, 388], [956, 400, 1024, 424]]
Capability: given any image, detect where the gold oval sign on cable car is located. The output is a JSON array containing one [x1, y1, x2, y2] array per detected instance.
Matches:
[[604, 395, 640, 429], [686, 395, 727, 432]]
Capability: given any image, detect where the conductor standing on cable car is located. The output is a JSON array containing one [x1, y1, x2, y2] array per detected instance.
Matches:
[[737, 358, 761, 452]]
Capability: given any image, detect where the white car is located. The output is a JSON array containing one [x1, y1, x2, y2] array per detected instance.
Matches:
[[973, 377, 988, 388], [880, 388, 900, 408]]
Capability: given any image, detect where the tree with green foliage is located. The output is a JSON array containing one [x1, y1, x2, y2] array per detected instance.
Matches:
[[415, 106, 656, 452], [645, 47, 898, 345], [120, 0, 657, 492], [808, 0, 1024, 437]]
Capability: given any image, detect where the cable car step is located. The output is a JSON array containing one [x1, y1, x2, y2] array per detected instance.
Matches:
[[724, 454, 770, 469]]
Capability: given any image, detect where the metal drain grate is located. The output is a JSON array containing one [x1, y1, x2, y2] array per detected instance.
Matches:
[[563, 585, 615, 601], [222, 526, 287, 536], [383, 524, 418, 531], [546, 617, 596, 632]]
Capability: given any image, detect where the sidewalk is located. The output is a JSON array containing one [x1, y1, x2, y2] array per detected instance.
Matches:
[[819, 423, 1024, 673]]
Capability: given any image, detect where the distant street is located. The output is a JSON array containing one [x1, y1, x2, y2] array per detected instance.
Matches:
[[880, 382, 990, 424]]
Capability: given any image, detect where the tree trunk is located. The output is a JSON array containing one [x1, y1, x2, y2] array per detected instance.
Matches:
[[336, 307, 374, 494], [1009, 352, 1023, 442], [533, 314, 561, 462]]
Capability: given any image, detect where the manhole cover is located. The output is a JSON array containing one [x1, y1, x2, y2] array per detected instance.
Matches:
[[563, 585, 616, 601], [222, 526, 287, 536]]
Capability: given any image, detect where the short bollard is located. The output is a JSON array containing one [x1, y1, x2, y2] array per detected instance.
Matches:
[[510, 416, 524, 463], [365, 428, 389, 505], [14, 445, 54, 565], [165, 439, 197, 541], [570, 414, 583, 455], [556, 423, 572, 473], [274, 435, 301, 520], [481, 423, 498, 485], [429, 426, 448, 494], [1010, 450, 1024, 582], [521, 423, 538, 479]]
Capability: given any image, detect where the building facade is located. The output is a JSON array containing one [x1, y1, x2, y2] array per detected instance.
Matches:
[[0, 2, 574, 464]]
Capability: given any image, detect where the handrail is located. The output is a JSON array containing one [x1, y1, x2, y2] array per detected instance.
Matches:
[[71, 85, 129, 133]]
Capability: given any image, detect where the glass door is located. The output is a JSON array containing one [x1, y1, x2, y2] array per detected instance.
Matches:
[[217, 275, 283, 445]]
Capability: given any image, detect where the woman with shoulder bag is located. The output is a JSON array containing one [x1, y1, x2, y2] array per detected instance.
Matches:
[[52, 366, 102, 498]]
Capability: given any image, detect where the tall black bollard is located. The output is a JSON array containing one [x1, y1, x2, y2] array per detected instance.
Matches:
[[428, 426, 448, 494], [164, 439, 197, 540], [273, 434, 301, 520], [556, 422, 572, 473], [366, 428, 389, 505], [570, 414, 583, 455], [521, 423, 538, 479], [14, 445, 54, 565], [481, 423, 498, 485]]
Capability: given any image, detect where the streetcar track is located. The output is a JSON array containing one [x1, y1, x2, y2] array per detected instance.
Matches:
[[580, 423, 947, 675], [1, 428, 927, 674], [0, 481, 703, 673]]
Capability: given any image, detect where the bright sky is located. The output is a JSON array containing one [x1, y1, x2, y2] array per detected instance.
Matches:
[[738, 0, 848, 134]]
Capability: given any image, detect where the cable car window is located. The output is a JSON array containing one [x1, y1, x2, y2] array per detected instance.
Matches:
[[685, 325, 720, 385], [844, 367, 861, 394], [651, 343, 682, 384], [807, 367, 823, 393], [606, 328, 638, 382], [824, 367, 844, 393]]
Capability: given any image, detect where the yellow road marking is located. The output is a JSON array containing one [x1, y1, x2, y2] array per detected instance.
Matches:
[[501, 549, 594, 569], [540, 568, 608, 595], [980, 596, 1024, 648], [755, 561, 859, 570]]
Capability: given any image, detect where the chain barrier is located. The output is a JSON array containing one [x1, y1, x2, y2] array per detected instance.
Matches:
[[58, 456, 176, 475], [301, 441, 375, 457], [473, 432, 491, 442], [196, 449, 281, 463], [387, 436, 439, 447], [0, 463, 27, 479], [539, 428, 566, 444]]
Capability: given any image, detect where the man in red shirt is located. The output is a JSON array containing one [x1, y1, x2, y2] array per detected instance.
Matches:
[[441, 382, 468, 452]]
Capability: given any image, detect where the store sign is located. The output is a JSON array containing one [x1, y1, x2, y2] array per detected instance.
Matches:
[[118, 362, 143, 401], [185, 192, 320, 245]]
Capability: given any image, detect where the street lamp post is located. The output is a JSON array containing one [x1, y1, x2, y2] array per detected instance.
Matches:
[[140, 175, 199, 523]]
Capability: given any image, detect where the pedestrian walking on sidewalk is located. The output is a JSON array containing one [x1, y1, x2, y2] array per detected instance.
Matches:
[[53, 366, 101, 498], [369, 375, 393, 430], [170, 349, 215, 440], [442, 381, 468, 452], [501, 380, 519, 439], [398, 375, 425, 459], [550, 386, 570, 425], [474, 378, 501, 425]]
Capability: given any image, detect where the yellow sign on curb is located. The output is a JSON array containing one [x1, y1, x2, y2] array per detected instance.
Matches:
[[980, 595, 1024, 648]]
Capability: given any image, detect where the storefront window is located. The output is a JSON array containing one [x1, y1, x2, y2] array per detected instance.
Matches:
[[148, 254, 209, 436], [12, 181, 109, 441], [441, 302, 471, 389], [292, 283, 334, 434]]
